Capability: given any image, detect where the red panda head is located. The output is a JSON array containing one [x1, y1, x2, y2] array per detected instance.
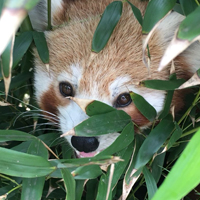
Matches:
[[32, 0, 193, 157]]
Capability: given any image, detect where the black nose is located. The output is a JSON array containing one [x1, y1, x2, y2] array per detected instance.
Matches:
[[71, 136, 99, 153]]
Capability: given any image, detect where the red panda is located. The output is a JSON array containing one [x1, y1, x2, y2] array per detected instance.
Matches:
[[31, 0, 199, 158]]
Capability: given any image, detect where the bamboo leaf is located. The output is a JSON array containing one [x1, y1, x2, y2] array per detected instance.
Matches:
[[21, 140, 47, 200], [13, 31, 33, 68], [141, 78, 185, 90], [142, 0, 176, 34], [158, 73, 176, 119], [96, 122, 134, 158], [180, 0, 198, 16], [92, 1, 123, 52], [127, 1, 143, 25], [61, 168, 76, 200], [86, 100, 115, 116], [63, 110, 131, 137], [134, 115, 174, 169], [32, 31, 49, 64], [152, 129, 200, 200], [143, 166, 157, 200], [130, 91, 157, 122], [0, 147, 55, 178], [72, 165, 102, 180], [0, 130, 35, 142]]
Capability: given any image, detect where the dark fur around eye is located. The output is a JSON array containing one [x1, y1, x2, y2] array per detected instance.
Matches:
[[59, 82, 74, 97], [116, 93, 132, 107]]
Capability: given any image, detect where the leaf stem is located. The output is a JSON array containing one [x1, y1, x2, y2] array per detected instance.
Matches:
[[0, 174, 19, 186], [195, 0, 200, 6], [7, 184, 22, 195], [47, 0, 52, 30], [181, 127, 200, 138]]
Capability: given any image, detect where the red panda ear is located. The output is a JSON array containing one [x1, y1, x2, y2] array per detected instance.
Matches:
[[28, 0, 63, 31]]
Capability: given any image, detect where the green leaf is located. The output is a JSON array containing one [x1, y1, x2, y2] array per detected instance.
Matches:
[[13, 31, 33, 68], [0, 130, 35, 142], [92, 1, 122, 52], [21, 140, 47, 200], [96, 122, 134, 158], [179, 0, 198, 16], [142, 0, 176, 34], [158, 73, 176, 119], [127, 1, 143, 25], [152, 129, 200, 200], [0, 147, 55, 178], [177, 5, 200, 41], [130, 92, 157, 122], [96, 173, 112, 200], [167, 123, 182, 149], [72, 165, 102, 180], [151, 152, 166, 183], [86, 100, 115, 116], [111, 144, 133, 189], [141, 79, 185, 90], [143, 166, 157, 200], [74, 110, 131, 136], [33, 31, 49, 64], [134, 115, 174, 169], [75, 180, 85, 200], [61, 168, 76, 200], [86, 179, 99, 200]]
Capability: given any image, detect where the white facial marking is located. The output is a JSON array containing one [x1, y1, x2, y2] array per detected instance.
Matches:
[[34, 68, 53, 101]]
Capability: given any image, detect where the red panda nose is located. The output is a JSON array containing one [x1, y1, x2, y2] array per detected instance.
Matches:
[[71, 136, 99, 153]]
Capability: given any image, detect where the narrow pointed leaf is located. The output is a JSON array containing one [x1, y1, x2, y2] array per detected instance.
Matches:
[[74, 110, 131, 136], [13, 31, 33, 68], [180, 0, 198, 16], [158, 73, 176, 119], [21, 140, 47, 200], [142, 0, 176, 34], [152, 129, 200, 200], [151, 152, 166, 183], [130, 91, 157, 122], [72, 165, 102, 180], [127, 1, 143, 25], [86, 100, 115, 116], [141, 78, 185, 90], [143, 166, 157, 200], [92, 1, 122, 52], [167, 123, 182, 149], [61, 168, 76, 200], [135, 115, 174, 169], [96, 122, 134, 158], [0, 147, 55, 177], [177, 6, 200, 41], [0, 130, 35, 142], [33, 31, 49, 64]]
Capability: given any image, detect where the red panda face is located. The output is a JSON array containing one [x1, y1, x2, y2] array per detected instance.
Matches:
[[33, 0, 195, 157]]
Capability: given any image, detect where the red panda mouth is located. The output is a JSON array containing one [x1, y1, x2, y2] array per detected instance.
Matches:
[[77, 151, 98, 158]]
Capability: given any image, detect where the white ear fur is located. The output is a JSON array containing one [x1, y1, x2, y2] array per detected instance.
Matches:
[[28, 0, 63, 31]]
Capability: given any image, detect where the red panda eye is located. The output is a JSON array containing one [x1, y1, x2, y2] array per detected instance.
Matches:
[[116, 93, 132, 107], [59, 82, 73, 97]]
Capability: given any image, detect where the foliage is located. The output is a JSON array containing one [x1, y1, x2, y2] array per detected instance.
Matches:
[[0, 0, 200, 200]]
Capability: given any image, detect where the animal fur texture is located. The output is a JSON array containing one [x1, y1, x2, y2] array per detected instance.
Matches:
[[31, 0, 199, 157]]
